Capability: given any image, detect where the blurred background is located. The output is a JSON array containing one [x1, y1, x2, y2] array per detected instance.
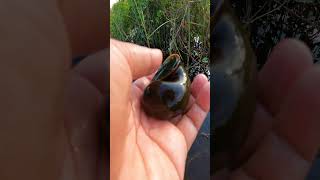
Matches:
[[230, 0, 320, 68]]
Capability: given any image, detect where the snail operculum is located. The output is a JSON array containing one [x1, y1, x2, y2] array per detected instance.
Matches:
[[142, 54, 191, 120]]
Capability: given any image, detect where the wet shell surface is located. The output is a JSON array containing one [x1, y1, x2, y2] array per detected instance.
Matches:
[[211, 0, 257, 173], [142, 54, 191, 120]]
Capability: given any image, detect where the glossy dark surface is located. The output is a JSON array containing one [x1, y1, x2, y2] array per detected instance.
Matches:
[[142, 54, 191, 120], [211, 0, 256, 173]]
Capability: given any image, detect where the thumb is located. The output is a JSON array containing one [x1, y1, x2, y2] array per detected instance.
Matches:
[[111, 39, 162, 80]]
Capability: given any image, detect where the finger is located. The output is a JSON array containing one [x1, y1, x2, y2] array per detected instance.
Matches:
[[146, 71, 157, 80], [235, 133, 310, 180], [236, 39, 314, 172], [191, 74, 209, 95], [185, 74, 209, 111], [73, 49, 108, 97], [134, 74, 209, 127], [58, 0, 107, 56], [134, 73, 208, 114], [236, 66, 320, 180], [134, 73, 208, 100], [133, 77, 151, 93], [63, 73, 103, 180], [237, 103, 273, 163], [111, 39, 162, 80], [258, 38, 313, 115], [139, 118, 188, 180], [133, 69, 162, 94], [177, 81, 210, 150], [274, 66, 320, 161]]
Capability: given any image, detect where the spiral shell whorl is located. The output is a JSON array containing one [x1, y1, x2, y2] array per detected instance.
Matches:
[[142, 54, 191, 120]]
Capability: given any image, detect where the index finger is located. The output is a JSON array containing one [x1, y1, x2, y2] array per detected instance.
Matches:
[[233, 66, 320, 180]]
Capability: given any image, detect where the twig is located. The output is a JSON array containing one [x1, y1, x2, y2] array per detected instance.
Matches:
[[246, 0, 289, 24], [148, 19, 177, 39], [245, 1, 268, 23]]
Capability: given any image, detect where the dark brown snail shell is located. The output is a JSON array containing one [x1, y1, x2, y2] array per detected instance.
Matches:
[[142, 54, 191, 120], [211, 0, 256, 173]]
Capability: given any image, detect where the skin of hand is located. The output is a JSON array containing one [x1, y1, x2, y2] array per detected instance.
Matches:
[[214, 39, 320, 180], [0, 0, 107, 179], [110, 39, 210, 180]]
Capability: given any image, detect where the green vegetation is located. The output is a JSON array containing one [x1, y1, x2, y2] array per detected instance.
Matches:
[[110, 0, 210, 77]]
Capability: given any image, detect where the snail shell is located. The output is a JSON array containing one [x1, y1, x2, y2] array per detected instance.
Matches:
[[142, 54, 191, 120], [211, 0, 256, 172]]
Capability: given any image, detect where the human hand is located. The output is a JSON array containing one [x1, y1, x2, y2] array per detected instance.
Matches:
[[110, 39, 210, 180], [214, 39, 320, 180], [0, 0, 107, 179]]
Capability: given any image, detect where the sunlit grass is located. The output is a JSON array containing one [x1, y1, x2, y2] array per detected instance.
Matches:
[[110, 0, 210, 79]]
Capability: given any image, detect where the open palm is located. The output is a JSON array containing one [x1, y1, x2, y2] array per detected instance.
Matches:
[[110, 39, 210, 180], [214, 39, 320, 180]]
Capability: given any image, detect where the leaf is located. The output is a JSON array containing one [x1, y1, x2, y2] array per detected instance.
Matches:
[[202, 57, 209, 63]]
